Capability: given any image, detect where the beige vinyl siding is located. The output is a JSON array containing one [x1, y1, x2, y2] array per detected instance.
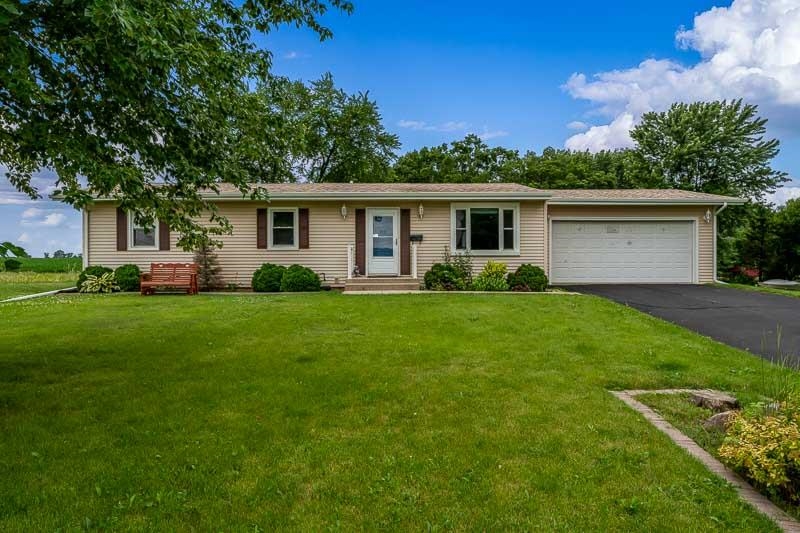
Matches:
[[87, 200, 547, 286], [546, 205, 715, 283]]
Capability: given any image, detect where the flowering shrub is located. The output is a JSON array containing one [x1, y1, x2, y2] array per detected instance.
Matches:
[[472, 261, 509, 291], [725, 266, 759, 285], [719, 399, 800, 503]]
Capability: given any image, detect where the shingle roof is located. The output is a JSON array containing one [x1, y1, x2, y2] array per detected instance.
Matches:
[[546, 189, 745, 204], [94, 182, 744, 204], [216, 182, 545, 194], [208, 182, 549, 199]]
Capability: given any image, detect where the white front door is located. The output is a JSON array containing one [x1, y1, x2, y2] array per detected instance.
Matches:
[[367, 209, 400, 276]]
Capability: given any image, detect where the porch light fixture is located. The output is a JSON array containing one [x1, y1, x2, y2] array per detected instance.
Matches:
[[340, 204, 348, 220], [704, 209, 712, 224], [418, 203, 424, 220]]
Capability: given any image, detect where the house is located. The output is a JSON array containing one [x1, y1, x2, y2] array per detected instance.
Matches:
[[81, 183, 745, 287]]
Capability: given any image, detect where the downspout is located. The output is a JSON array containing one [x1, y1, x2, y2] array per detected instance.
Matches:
[[82, 208, 89, 269], [713, 202, 728, 283]]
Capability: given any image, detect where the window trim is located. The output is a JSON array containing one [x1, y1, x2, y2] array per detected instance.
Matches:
[[268, 207, 299, 250], [450, 203, 520, 256], [128, 212, 159, 250]]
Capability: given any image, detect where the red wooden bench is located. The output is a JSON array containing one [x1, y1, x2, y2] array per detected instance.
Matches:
[[140, 263, 198, 295]]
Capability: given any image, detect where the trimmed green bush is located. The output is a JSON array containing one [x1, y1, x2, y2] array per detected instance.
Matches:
[[280, 265, 321, 292], [77, 265, 113, 290], [252, 263, 286, 292], [507, 264, 548, 292], [3, 258, 21, 271], [472, 261, 509, 291], [114, 264, 141, 292], [424, 263, 468, 291]]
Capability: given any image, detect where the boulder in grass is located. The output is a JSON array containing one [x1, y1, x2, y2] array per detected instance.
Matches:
[[690, 390, 739, 412], [703, 410, 737, 432]]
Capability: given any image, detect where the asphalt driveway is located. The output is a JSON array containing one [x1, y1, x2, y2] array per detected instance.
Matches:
[[566, 284, 800, 364]]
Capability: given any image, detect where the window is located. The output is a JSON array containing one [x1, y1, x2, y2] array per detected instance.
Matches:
[[129, 213, 158, 249], [269, 208, 298, 248], [451, 204, 518, 255]]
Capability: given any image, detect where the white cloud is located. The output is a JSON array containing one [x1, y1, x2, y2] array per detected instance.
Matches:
[[477, 129, 510, 141], [397, 120, 469, 132], [566, 121, 590, 131], [767, 184, 800, 205], [41, 213, 67, 227], [564, 0, 800, 151], [22, 207, 43, 219], [283, 51, 309, 60], [20, 209, 68, 228], [17, 232, 30, 244], [565, 113, 636, 151]]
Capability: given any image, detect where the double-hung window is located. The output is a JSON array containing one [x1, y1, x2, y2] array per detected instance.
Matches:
[[269, 208, 298, 249], [129, 213, 158, 249], [451, 204, 519, 255]]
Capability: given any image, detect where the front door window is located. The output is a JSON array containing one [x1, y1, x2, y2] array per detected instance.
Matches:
[[372, 215, 394, 258]]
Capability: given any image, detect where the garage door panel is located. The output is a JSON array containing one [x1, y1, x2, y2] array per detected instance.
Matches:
[[551, 220, 694, 284]]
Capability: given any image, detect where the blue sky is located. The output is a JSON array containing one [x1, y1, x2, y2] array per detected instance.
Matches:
[[2, 0, 800, 256]]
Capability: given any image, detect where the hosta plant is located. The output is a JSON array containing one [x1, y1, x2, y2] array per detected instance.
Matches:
[[79, 272, 119, 294]]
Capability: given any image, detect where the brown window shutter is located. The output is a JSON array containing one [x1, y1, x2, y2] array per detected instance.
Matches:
[[355, 209, 366, 275], [116, 207, 127, 251], [299, 208, 309, 249], [158, 220, 170, 251], [400, 209, 411, 275], [256, 208, 267, 249]]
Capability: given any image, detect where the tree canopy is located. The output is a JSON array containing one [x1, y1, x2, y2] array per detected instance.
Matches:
[[274, 74, 400, 183], [1, 0, 352, 249], [392, 135, 520, 183], [630, 100, 787, 199]]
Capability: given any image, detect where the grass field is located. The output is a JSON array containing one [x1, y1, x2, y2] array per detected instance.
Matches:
[[1, 293, 798, 530], [0, 272, 76, 300], [14, 257, 82, 273], [718, 282, 800, 299]]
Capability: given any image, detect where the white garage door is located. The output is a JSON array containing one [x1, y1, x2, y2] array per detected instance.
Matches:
[[551, 220, 695, 283]]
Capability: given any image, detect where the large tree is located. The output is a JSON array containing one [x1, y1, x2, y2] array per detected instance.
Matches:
[[1, 0, 352, 248], [772, 199, 800, 280], [274, 74, 400, 182], [392, 134, 521, 183], [518, 148, 659, 190], [630, 100, 787, 199]]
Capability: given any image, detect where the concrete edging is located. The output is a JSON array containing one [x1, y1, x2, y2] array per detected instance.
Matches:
[[611, 389, 800, 532], [0, 287, 75, 303]]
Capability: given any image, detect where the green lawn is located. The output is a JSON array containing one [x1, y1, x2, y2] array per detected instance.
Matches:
[[1, 293, 797, 531], [717, 282, 800, 299], [0, 272, 76, 300]]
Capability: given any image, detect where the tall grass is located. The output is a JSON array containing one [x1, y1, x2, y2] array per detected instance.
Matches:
[[759, 325, 800, 406]]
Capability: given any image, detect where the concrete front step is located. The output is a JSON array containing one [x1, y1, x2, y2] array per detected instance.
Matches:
[[345, 277, 421, 292]]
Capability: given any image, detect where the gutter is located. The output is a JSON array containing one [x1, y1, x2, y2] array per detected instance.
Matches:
[[547, 199, 746, 206], [93, 192, 552, 202], [713, 202, 728, 283]]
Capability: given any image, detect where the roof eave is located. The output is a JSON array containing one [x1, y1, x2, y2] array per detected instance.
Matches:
[[547, 198, 746, 206], [202, 191, 550, 201]]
